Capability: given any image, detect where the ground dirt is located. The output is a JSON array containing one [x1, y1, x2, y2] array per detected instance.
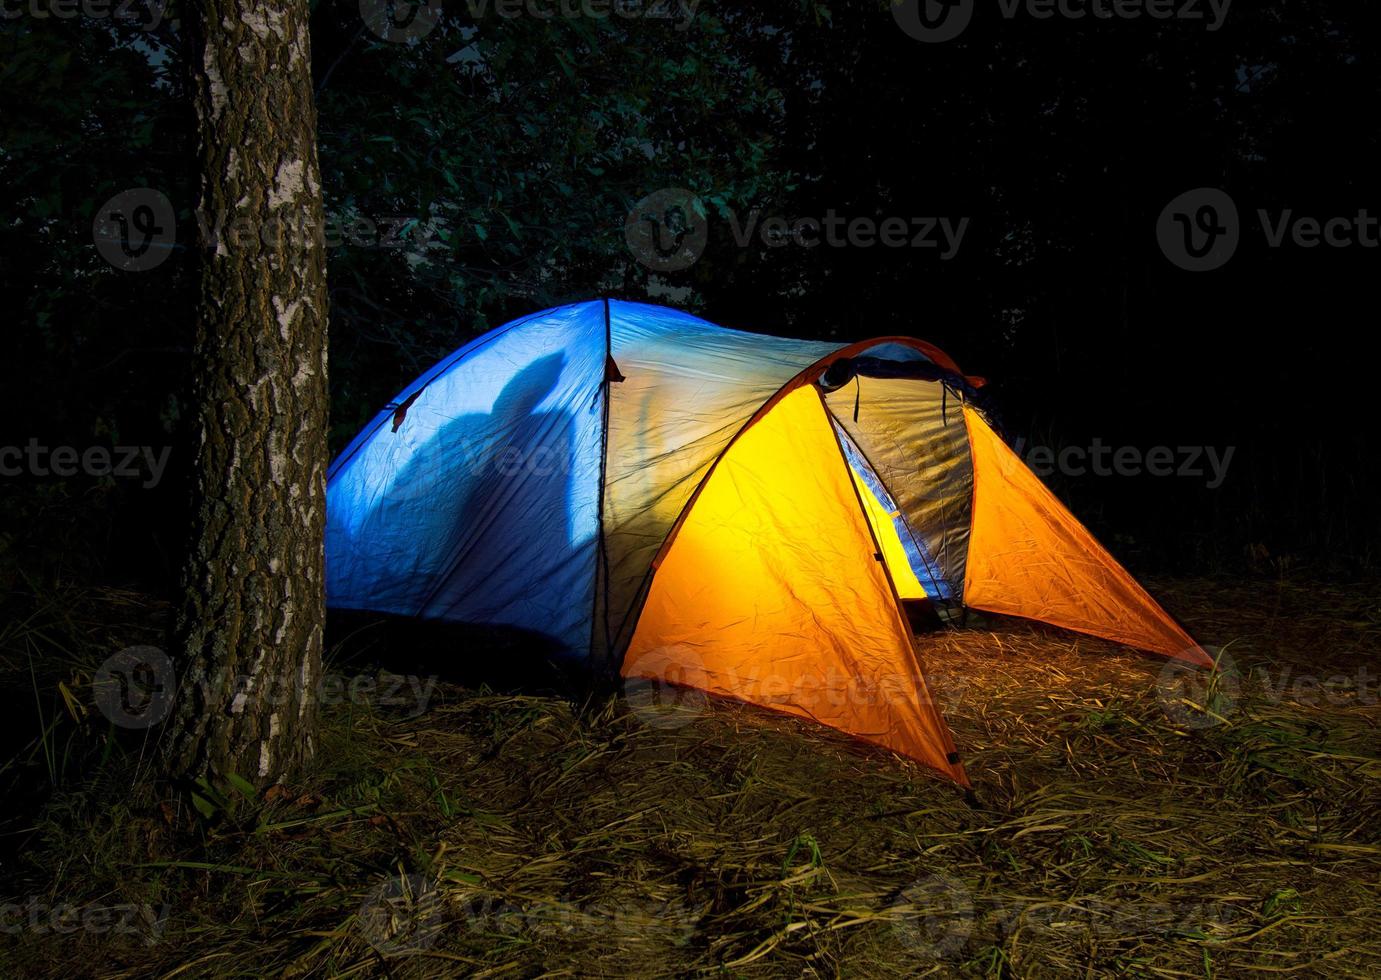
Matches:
[[1, 577, 1377, 977]]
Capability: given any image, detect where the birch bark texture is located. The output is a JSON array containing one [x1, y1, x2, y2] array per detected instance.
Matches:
[[165, 0, 329, 787]]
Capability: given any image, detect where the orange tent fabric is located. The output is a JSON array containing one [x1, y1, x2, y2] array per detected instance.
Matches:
[[623, 387, 967, 784], [962, 407, 1212, 666], [330, 300, 1213, 785]]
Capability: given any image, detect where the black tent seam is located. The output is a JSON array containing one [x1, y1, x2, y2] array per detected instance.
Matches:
[[813, 384, 966, 784], [605, 336, 966, 670], [590, 297, 614, 674], [825, 409, 955, 612]]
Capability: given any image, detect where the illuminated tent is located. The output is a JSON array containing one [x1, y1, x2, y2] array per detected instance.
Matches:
[[327, 300, 1210, 785]]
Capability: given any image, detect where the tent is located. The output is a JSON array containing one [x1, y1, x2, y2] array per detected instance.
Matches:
[[326, 300, 1211, 785]]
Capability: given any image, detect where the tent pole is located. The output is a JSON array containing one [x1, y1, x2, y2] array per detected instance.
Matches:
[[591, 298, 615, 678], [811, 385, 968, 784], [824, 403, 955, 613]]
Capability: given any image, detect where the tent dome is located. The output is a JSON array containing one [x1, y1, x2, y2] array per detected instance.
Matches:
[[327, 300, 1208, 783]]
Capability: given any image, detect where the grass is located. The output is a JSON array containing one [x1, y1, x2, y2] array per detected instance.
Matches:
[[0, 576, 1377, 977]]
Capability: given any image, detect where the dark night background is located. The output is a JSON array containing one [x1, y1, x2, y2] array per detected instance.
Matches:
[[2, 0, 1378, 593], [2, 3, 1380, 973]]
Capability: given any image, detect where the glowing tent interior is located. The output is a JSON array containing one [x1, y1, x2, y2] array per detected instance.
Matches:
[[326, 300, 1211, 785]]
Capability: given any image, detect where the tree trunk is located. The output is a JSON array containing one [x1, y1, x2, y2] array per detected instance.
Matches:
[[164, 0, 329, 787]]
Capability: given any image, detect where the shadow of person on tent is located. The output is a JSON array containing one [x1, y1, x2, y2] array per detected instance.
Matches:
[[425, 351, 578, 617], [335, 351, 586, 686]]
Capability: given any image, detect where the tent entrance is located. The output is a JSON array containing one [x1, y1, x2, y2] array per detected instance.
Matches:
[[621, 385, 966, 783], [832, 421, 957, 609]]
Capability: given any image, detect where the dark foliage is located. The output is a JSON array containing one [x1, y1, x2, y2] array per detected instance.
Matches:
[[2, 0, 1378, 596]]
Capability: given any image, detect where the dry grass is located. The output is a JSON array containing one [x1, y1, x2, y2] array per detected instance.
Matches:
[[1, 576, 1378, 977]]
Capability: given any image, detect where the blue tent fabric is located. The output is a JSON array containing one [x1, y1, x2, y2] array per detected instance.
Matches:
[[326, 300, 950, 662], [327, 305, 564, 484], [326, 302, 607, 653], [325, 300, 1206, 783]]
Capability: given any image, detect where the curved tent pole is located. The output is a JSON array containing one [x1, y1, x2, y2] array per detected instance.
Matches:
[[608, 334, 967, 666], [812, 384, 969, 785]]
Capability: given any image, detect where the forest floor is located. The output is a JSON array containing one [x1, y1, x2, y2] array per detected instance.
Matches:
[[0, 577, 1378, 977]]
